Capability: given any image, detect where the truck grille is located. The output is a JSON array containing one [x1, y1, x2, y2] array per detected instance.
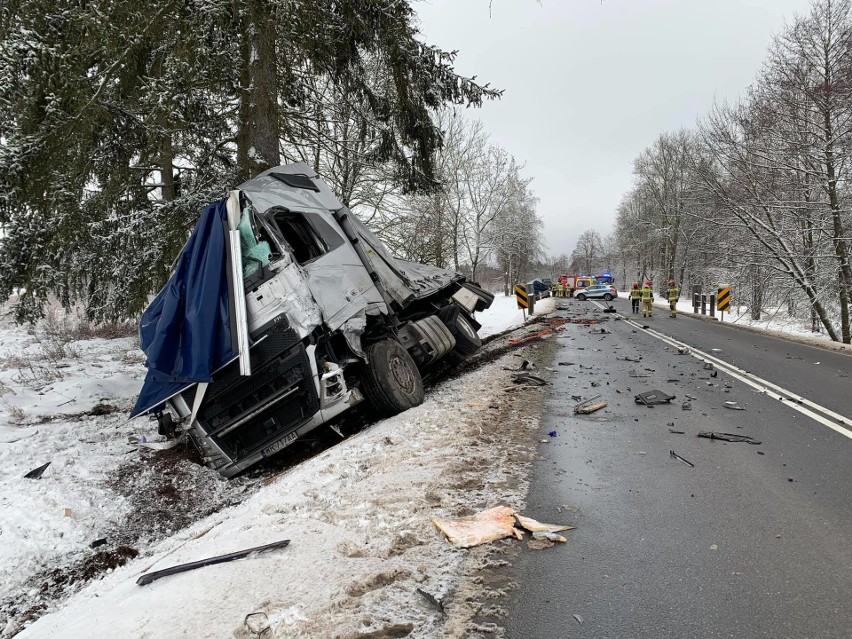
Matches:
[[183, 322, 319, 460]]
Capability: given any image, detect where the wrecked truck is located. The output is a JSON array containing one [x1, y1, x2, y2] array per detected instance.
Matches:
[[131, 163, 494, 477]]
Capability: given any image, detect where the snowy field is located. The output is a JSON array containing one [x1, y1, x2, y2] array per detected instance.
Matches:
[[0, 296, 554, 637]]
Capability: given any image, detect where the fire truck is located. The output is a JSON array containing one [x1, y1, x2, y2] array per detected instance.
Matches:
[[558, 272, 614, 297]]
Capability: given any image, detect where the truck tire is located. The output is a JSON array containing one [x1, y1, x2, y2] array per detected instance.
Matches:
[[362, 339, 424, 416], [452, 313, 482, 356]]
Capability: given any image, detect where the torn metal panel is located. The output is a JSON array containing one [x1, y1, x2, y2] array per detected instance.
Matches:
[[245, 260, 322, 339]]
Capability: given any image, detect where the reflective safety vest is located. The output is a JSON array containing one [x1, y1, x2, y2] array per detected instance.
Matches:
[[668, 286, 680, 302], [629, 289, 641, 300], [641, 286, 653, 301]]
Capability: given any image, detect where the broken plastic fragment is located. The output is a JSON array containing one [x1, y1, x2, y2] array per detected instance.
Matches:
[[697, 431, 761, 444], [416, 587, 445, 614], [531, 531, 567, 543], [432, 507, 523, 548], [24, 462, 51, 479], [515, 515, 575, 534]]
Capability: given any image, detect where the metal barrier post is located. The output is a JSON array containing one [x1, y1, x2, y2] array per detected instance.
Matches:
[[692, 286, 700, 313], [701, 294, 707, 315], [710, 295, 716, 318]]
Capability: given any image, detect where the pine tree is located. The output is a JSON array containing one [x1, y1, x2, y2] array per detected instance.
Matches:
[[0, 0, 500, 322]]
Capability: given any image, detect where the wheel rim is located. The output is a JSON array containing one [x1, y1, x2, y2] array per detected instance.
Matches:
[[389, 354, 416, 394], [458, 316, 477, 340]]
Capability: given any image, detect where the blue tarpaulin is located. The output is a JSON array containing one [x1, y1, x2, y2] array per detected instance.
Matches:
[[130, 199, 237, 417]]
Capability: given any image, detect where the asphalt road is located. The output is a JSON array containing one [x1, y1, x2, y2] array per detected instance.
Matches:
[[504, 299, 852, 639]]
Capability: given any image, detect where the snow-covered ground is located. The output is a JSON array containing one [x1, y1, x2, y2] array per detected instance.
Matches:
[[1, 297, 555, 638], [476, 293, 523, 337]]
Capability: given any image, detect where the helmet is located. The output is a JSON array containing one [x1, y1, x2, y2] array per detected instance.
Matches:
[[632, 282, 639, 289], [645, 281, 652, 287], [668, 279, 676, 286]]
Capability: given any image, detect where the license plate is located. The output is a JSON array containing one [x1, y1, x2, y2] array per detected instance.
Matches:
[[262, 430, 298, 457]]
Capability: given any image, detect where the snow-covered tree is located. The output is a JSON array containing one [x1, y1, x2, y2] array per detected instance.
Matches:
[[0, 0, 501, 322]]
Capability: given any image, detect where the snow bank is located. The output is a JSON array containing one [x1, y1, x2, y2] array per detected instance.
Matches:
[[18, 356, 544, 639], [476, 293, 555, 338]]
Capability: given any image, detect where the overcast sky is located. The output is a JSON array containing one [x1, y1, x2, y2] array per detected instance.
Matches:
[[415, 0, 815, 258]]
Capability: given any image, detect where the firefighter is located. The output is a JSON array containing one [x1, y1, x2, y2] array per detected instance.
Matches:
[[553, 282, 562, 298], [641, 280, 654, 318], [629, 282, 641, 314], [667, 279, 680, 318]]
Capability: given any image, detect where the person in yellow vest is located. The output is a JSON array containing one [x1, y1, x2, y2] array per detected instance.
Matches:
[[667, 279, 680, 318], [629, 282, 641, 314], [553, 282, 561, 298], [641, 280, 654, 318]]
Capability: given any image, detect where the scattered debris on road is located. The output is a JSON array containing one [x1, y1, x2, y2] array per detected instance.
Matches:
[[136, 539, 291, 586], [433, 507, 574, 548], [670, 450, 695, 467], [697, 431, 761, 444], [668, 429, 686, 434], [511, 371, 548, 386], [574, 400, 608, 415], [724, 401, 745, 411], [635, 389, 676, 406]]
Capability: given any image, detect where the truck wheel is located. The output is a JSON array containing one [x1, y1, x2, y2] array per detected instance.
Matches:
[[362, 339, 424, 416], [452, 313, 482, 356], [576, 294, 586, 301], [603, 293, 613, 301]]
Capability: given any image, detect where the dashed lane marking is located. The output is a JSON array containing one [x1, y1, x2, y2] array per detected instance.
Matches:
[[592, 301, 852, 441]]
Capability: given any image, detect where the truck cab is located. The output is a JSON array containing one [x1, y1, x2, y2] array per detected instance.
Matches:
[[132, 164, 493, 477]]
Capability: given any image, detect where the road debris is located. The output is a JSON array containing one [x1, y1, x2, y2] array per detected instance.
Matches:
[[635, 389, 676, 406], [670, 450, 695, 467], [512, 372, 548, 386], [682, 401, 692, 410], [668, 429, 685, 434], [136, 539, 291, 586], [433, 507, 574, 548], [531, 531, 568, 543], [24, 462, 51, 479], [697, 431, 761, 444], [573, 614, 583, 624], [514, 514, 575, 534], [416, 587, 445, 615], [677, 346, 690, 355], [244, 612, 271, 635], [574, 401, 608, 414]]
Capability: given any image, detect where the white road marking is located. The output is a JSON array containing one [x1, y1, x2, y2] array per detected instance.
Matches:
[[592, 301, 852, 440]]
